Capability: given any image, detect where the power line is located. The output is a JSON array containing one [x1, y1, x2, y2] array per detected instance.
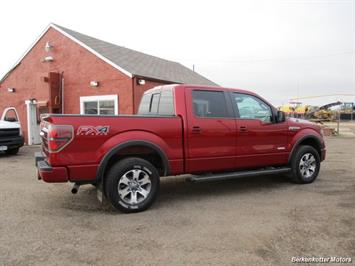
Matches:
[[185, 50, 355, 64], [290, 93, 355, 101]]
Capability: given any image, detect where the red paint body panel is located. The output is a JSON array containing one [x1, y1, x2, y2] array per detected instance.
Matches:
[[235, 119, 288, 168], [68, 165, 99, 181], [36, 84, 326, 183], [184, 88, 237, 172], [38, 166, 68, 183]]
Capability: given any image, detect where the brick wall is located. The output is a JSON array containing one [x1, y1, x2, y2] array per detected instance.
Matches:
[[0, 27, 133, 143]]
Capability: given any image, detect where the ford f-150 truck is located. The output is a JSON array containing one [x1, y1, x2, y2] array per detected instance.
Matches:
[[36, 84, 326, 213]]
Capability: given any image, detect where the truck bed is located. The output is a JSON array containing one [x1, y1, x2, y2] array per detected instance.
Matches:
[[41, 114, 184, 181]]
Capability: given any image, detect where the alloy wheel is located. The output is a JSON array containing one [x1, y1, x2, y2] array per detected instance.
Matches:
[[117, 169, 152, 205]]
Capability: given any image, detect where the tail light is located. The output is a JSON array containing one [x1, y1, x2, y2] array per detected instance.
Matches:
[[48, 125, 74, 153]]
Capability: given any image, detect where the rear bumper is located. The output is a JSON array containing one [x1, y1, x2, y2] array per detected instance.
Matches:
[[35, 152, 68, 182], [0, 136, 24, 149]]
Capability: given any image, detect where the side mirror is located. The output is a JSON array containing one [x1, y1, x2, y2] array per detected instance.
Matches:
[[277, 111, 286, 123]]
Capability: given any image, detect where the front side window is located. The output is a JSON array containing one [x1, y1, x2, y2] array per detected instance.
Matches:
[[80, 95, 118, 115], [233, 93, 272, 122], [192, 90, 228, 118]]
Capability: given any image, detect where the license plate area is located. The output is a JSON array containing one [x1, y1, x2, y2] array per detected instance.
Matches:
[[0, 146, 8, 151]]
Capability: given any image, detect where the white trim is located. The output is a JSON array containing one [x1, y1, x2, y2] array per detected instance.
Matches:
[[25, 100, 33, 145], [0, 23, 132, 82], [80, 94, 119, 115], [50, 24, 132, 78]]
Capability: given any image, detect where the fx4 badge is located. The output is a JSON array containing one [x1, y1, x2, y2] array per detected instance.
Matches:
[[77, 126, 110, 136]]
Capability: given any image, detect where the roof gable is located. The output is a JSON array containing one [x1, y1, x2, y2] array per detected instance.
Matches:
[[1, 23, 218, 86], [53, 24, 217, 85]]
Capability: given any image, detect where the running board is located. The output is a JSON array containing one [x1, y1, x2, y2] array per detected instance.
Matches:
[[188, 167, 291, 183]]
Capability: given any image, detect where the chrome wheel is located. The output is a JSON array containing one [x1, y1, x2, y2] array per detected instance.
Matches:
[[118, 169, 152, 205], [299, 153, 316, 179]]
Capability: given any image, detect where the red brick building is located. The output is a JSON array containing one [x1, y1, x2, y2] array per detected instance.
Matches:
[[0, 24, 216, 145]]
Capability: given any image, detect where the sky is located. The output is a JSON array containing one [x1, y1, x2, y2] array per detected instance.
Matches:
[[0, 0, 354, 106]]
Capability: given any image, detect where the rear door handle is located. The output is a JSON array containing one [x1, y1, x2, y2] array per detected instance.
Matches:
[[239, 126, 248, 132], [192, 126, 202, 134]]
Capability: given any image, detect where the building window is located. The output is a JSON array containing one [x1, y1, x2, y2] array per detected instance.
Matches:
[[80, 95, 118, 115]]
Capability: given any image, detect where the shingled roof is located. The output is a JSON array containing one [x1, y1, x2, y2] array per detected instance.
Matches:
[[53, 24, 217, 85], [1, 24, 218, 86]]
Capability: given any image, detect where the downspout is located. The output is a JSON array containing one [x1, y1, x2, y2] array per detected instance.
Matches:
[[61, 72, 64, 114], [25, 100, 33, 145], [132, 76, 135, 114]]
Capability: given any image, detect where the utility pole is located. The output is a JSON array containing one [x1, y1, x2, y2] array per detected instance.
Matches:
[[337, 109, 340, 135]]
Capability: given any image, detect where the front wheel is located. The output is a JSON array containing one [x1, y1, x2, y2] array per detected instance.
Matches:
[[105, 157, 159, 213], [289, 145, 320, 184]]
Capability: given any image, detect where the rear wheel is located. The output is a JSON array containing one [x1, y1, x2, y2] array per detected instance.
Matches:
[[289, 145, 320, 184], [5, 148, 19, 155], [105, 157, 159, 213]]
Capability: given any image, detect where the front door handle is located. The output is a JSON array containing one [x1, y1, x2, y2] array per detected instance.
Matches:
[[240, 126, 248, 132], [192, 126, 202, 134]]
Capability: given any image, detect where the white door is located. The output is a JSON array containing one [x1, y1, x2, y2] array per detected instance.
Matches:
[[25, 100, 41, 145]]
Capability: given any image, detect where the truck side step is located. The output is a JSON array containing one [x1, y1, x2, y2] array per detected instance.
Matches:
[[188, 167, 291, 183]]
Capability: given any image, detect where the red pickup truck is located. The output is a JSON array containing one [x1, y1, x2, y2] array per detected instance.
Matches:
[[36, 84, 326, 212]]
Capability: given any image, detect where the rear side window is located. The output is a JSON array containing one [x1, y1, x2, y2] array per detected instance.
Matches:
[[138, 89, 175, 115], [158, 88, 174, 115], [138, 94, 151, 114], [192, 90, 228, 118], [150, 93, 160, 114]]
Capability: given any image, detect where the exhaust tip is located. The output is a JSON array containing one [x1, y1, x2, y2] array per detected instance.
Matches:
[[71, 183, 80, 194]]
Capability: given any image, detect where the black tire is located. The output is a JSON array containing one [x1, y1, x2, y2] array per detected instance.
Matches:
[[5, 148, 19, 155], [289, 145, 320, 184], [105, 157, 159, 213]]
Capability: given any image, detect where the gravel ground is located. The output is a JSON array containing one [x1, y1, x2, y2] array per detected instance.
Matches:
[[0, 136, 354, 266]]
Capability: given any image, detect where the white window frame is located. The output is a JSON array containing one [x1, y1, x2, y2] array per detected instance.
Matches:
[[80, 95, 119, 115]]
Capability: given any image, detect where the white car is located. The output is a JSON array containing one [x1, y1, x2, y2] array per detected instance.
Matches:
[[0, 108, 24, 155]]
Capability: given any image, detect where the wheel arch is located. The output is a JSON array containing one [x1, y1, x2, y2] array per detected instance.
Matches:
[[288, 135, 322, 164], [96, 140, 170, 184]]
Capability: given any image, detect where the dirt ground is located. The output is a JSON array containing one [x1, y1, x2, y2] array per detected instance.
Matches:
[[0, 135, 354, 265]]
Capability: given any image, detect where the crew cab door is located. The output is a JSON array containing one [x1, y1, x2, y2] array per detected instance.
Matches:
[[230, 92, 288, 168], [185, 88, 236, 173]]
